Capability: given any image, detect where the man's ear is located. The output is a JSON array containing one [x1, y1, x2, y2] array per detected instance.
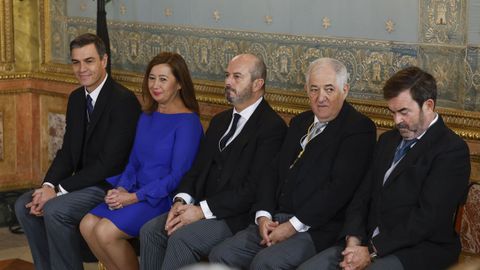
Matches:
[[101, 54, 108, 68], [423, 98, 435, 112], [342, 84, 350, 97], [252, 78, 265, 92]]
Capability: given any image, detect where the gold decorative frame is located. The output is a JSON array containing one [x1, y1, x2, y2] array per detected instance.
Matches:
[[0, 0, 14, 72]]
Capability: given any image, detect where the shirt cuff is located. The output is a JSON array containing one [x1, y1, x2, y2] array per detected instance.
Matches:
[[174, 193, 194, 204], [42, 182, 54, 188], [255, 210, 272, 225], [289, 216, 310, 232], [199, 200, 216, 219]]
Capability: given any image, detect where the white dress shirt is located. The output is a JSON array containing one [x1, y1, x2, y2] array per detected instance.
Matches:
[[43, 74, 108, 196], [175, 97, 264, 219], [372, 113, 438, 237], [256, 115, 328, 232]]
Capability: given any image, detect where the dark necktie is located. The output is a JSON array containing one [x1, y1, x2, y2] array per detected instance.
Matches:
[[219, 113, 241, 151], [393, 139, 417, 164], [86, 94, 94, 123]]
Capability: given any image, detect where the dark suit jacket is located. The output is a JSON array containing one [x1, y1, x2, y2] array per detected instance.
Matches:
[[176, 98, 287, 233], [43, 76, 141, 192], [342, 115, 470, 270], [254, 101, 377, 251]]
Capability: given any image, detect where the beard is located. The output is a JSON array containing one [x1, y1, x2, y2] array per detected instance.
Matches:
[[396, 111, 427, 139], [224, 85, 253, 105]]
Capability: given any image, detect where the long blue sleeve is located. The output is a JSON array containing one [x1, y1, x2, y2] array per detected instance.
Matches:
[[135, 114, 203, 206]]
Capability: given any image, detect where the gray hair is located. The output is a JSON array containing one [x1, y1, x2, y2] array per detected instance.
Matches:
[[305, 58, 349, 91]]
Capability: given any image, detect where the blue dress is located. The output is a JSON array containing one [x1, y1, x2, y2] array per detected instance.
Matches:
[[89, 112, 203, 237]]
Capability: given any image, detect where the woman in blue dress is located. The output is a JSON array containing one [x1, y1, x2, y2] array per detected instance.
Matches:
[[79, 52, 203, 270]]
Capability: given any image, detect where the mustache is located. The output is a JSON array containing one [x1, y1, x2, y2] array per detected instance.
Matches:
[[396, 123, 416, 132]]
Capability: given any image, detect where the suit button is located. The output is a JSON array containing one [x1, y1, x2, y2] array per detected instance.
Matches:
[[280, 192, 285, 197]]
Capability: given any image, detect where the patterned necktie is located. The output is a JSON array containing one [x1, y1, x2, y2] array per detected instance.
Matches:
[[86, 94, 94, 123], [219, 113, 241, 151], [392, 139, 417, 164], [300, 121, 326, 149], [291, 121, 327, 169]]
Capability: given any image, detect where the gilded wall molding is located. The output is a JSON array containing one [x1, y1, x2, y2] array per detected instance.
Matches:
[[0, 0, 14, 72]]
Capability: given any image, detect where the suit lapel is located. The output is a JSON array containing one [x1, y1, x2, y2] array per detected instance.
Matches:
[[84, 78, 112, 143], [194, 108, 233, 195], [376, 135, 401, 186], [218, 99, 267, 188], [72, 90, 87, 169], [383, 116, 444, 188], [294, 102, 350, 182]]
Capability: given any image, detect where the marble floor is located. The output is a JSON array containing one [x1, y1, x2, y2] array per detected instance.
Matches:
[[0, 227, 98, 270]]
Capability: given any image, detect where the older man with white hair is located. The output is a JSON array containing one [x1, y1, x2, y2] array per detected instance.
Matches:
[[209, 58, 377, 269]]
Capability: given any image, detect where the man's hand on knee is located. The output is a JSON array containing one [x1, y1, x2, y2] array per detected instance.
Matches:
[[165, 202, 184, 232], [30, 187, 57, 216], [166, 205, 204, 236], [267, 221, 296, 246], [258, 217, 278, 246], [340, 246, 371, 270], [25, 196, 42, 216]]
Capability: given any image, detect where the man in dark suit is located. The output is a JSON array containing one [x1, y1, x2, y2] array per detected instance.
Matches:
[[298, 67, 471, 270], [139, 54, 287, 270], [209, 58, 377, 269], [14, 33, 141, 270]]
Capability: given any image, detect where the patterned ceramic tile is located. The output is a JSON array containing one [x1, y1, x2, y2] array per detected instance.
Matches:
[[420, 0, 467, 45], [419, 45, 466, 109]]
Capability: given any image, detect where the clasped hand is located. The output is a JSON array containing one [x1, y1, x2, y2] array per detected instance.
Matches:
[[164, 202, 204, 236], [105, 187, 138, 210], [339, 244, 371, 270], [258, 217, 296, 247], [25, 186, 57, 216]]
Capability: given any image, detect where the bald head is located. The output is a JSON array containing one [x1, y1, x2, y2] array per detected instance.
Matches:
[[230, 54, 267, 90]]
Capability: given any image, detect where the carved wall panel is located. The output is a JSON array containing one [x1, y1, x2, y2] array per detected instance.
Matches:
[[47, 112, 65, 162], [0, 94, 16, 183], [40, 95, 67, 178]]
